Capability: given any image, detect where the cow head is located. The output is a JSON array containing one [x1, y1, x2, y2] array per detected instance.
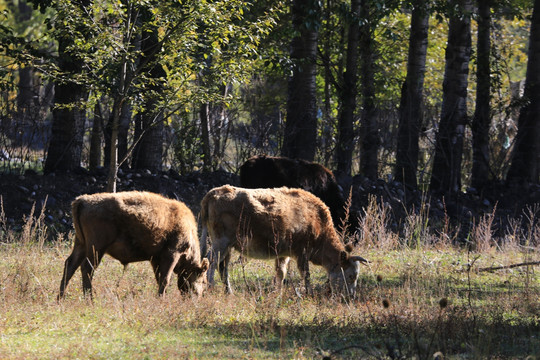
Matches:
[[328, 250, 368, 297], [177, 258, 210, 296]]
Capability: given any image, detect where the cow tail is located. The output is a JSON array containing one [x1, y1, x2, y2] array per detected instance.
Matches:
[[71, 199, 86, 247], [199, 196, 209, 258]]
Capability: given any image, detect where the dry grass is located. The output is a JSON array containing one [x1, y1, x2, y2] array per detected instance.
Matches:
[[0, 200, 539, 359]]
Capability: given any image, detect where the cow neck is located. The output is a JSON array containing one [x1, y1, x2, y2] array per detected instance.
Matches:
[[314, 236, 344, 271]]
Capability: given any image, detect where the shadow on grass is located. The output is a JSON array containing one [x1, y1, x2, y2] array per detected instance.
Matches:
[[197, 308, 539, 359]]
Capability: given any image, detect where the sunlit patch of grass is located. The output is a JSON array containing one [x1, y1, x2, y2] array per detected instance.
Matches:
[[0, 197, 539, 358]]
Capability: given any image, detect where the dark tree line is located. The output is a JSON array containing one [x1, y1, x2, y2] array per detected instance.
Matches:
[[283, 0, 540, 194], [0, 0, 539, 194]]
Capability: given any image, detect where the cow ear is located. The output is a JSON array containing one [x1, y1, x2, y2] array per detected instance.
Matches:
[[200, 258, 210, 272], [340, 250, 348, 264], [350, 255, 369, 264], [345, 243, 353, 253]]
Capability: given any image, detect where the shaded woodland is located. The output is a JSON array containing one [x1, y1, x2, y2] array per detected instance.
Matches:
[[1, 0, 539, 213]]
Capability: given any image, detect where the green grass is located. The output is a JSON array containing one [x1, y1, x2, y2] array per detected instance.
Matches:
[[0, 239, 538, 359]]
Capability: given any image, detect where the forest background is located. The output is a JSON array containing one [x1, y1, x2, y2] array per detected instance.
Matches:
[[1, 0, 538, 194], [1, 2, 539, 358]]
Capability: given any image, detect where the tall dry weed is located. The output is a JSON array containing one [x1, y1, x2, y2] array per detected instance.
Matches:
[[402, 194, 432, 248], [20, 197, 49, 249], [471, 205, 497, 252], [501, 217, 521, 251], [433, 199, 460, 247], [337, 187, 354, 244], [0, 195, 16, 243], [522, 205, 540, 249], [358, 195, 398, 249], [520, 205, 540, 297]]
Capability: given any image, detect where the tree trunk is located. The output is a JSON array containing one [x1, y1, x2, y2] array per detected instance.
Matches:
[[200, 103, 212, 171], [394, 1, 429, 188], [106, 100, 122, 193], [359, 0, 378, 179], [132, 111, 163, 172], [210, 84, 231, 169], [506, 0, 540, 185], [16, 1, 34, 118], [336, 0, 361, 176], [117, 101, 131, 169], [104, 99, 130, 168], [281, 0, 320, 161], [44, 0, 91, 174], [131, 7, 165, 173], [471, 0, 492, 191], [319, 0, 336, 167], [44, 45, 87, 173], [429, 0, 472, 193], [17, 67, 34, 116], [89, 103, 103, 171]]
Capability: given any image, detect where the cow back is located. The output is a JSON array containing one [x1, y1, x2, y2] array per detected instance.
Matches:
[[239, 155, 347, 228], [202, 185, 341, 259]]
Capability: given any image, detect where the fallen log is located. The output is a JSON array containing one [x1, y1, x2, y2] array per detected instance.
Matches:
[[478, 261, 540, 272]]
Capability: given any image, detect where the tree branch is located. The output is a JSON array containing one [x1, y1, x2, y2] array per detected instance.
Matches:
[[477, 261, 540, 272]]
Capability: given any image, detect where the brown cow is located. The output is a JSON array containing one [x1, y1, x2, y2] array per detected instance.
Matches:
[[200, 185, 367, 295], [239, 155, 356, 233], [59, 191, 209, 299]]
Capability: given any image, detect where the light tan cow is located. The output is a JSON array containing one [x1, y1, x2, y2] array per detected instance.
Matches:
[[200, 185, 367, 295], [59, 191, 209, 299], [240, 155, 357, 233]]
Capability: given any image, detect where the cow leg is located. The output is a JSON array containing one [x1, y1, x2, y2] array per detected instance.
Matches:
[[218, 251, 233, 294], [152, 252, 181, 296], [80, 246, 104, 298], [274, 256, 290, 290], [296, 255, 312, 295], [207, 239, 230, 291], [151, 257, 161, 286], [58, 242, 86, 299]]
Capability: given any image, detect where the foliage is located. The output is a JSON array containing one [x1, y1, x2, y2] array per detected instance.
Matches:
[[0, 0, 535, 183], [0, 0, 50, 100], [173, 110, 203, 173], [0, 0, 284, 172]]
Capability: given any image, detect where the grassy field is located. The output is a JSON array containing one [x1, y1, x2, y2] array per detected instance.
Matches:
[[0, 206, 539, 359]]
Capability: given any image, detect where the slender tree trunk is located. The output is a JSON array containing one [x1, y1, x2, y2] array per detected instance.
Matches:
[[89, 103, 103, 171], [359, 0, 378, 179], [16, 1, 34, 118], [106, 48, 132, 193], [210, 84, 230, 169], [394, 1, 429, 188], [322, 65, 333, 166], [200, 103, 212, 171], [104, 99, 130, 168], [321, 0, 334, 166], [430, 0, 472, 193], [106, 0, 140, 191], [336, 0, 361, 176], [282, 0, 320, 161], [471, 0, 492, 190], [506, 0, 540, 184], [106, 100, 122, 193], [118, 101, 131, 169]]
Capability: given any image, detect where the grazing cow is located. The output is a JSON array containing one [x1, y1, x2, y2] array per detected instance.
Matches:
[[240, 155, 356, 233], [200, 185, 367, 295], [59, 191, 209, 299]]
